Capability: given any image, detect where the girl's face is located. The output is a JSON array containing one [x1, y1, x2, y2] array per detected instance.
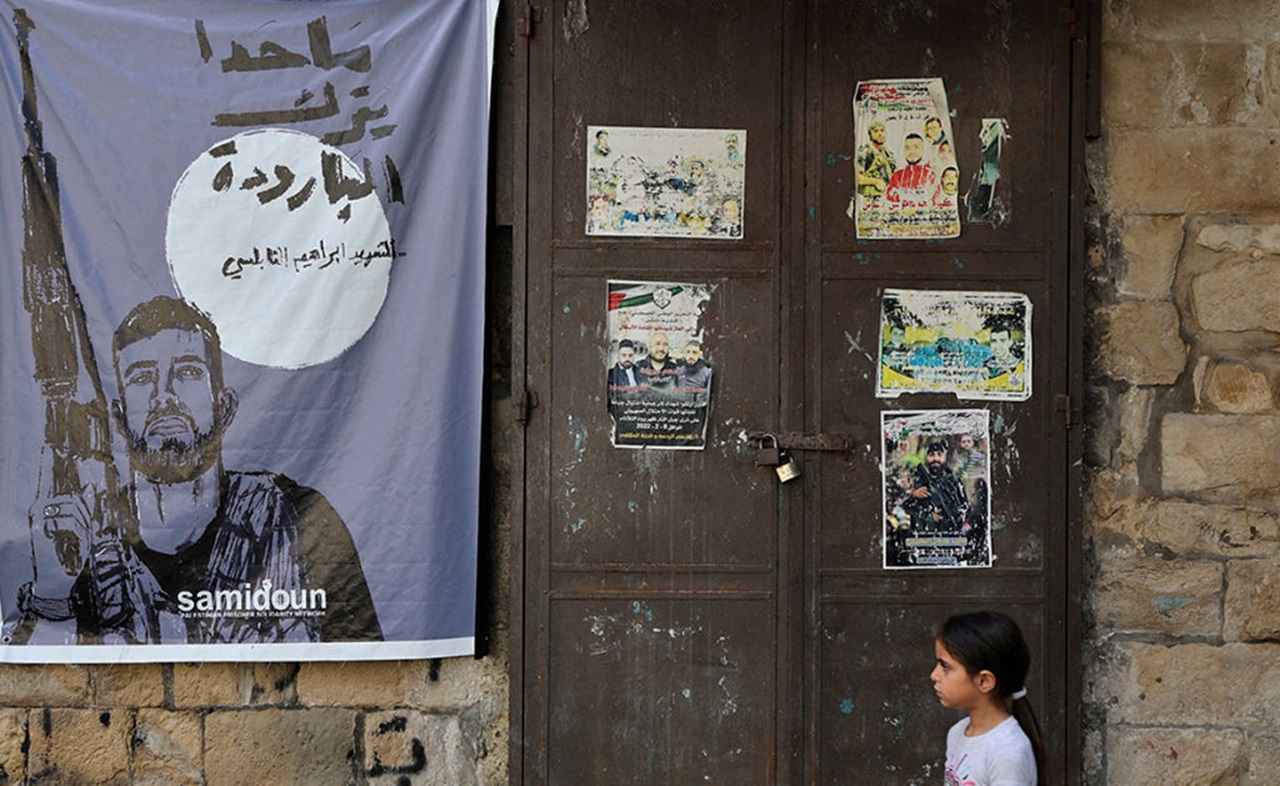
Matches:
[[931, 639, 985, 711]]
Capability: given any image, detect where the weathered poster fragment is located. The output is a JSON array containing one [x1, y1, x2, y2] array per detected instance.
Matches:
[[607, 280, 713, 449], [877, 289, 1031, 401], [848, 78, 960, 240], [882, 410, 992, 569], [587, 127, 745, 239], [967, 118, 1009, 225]]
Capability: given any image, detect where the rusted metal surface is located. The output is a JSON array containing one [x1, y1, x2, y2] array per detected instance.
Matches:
[[516, 0, 1082, 782], [747, 431, 857, 452]]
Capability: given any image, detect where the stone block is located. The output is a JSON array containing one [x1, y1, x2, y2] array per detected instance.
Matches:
[[1084, 384, 1115, 467], [299, 656, 507, 715], [1196, 221, 1280, 255], [204, 709, 357, 786], [0, 710, 27, 783], [1102, 43, 1175, 130], [1156, 500, 1279, 557], [1191, 258, 1280, 332], [234, 663, 299, 706], [1099, 301, 1187, 384], [404, 655, 509, 713], [1117, 386, 1155, 460], [1107, 727, 1244, 786], [172, 663, 241, 708], [1175, 43, 1263, 126], [1203, 362, 1273, 413], [297, 660, 419, 707], [1104, 642, 1280, 726], [1089, 498, 1151, 554], [1091, 557, 1221, 636], [1105, 42, 1260, 128], [0, 665, 90, 707], [1119, 215, 1183, 300], [1247, 731, 1280, 782], [1103, 0, 1280, 43], [1225, 559, 1280, 641], [174, 663, 300, 708], [1103, 130, 1280, 214], [1091, 498, 1280, 558], [1162, 414, 1280, 502], [1087, 468, 1145, 523], [27, 708, 133, 785], [364, 710, 480, 786], [1270, 44, 1280, 129], [133, 710, 202, 786], [87, 664, 165, 708]]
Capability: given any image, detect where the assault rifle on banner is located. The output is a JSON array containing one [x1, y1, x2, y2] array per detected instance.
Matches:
[[10, 9, 171, 644]]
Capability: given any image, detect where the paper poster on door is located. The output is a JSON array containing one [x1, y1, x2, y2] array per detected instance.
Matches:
[[847, 78, 960, 240], [877, 289, 1031, 401], [587, 127, 745, 239], [882, 410, 991, 569], [967, 118, 1009, 225], [606, 280, 713, 449]]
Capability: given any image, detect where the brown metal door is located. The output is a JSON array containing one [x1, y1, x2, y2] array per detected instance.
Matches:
[[514, 1, 1083, 783]]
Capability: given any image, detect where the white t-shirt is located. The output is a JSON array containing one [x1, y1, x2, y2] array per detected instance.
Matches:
[[944, 715, 1037, 786]]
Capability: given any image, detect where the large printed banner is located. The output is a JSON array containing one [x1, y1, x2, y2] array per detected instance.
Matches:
[[0, 1, 490, 661]]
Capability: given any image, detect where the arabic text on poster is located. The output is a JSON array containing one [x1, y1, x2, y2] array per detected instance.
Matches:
[[606, 280, 713, 449], [877, 289, 1032, 401], [882, 410, 992, 570], [849, 78, 960, 240]]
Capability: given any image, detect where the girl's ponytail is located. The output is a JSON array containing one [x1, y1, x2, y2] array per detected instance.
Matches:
[[1010, 689, 1046, 785]]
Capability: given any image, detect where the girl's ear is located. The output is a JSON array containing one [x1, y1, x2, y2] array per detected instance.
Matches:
[[974, 669, 998, 694]]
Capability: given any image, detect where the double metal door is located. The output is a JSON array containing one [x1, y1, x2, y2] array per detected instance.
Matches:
[[513, 1, 1084, 782]]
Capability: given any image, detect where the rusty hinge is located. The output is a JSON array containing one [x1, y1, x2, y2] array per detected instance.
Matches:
[[1055, 394, 1073, 430], [515, 388, 539, 426], [518, 4, 542, 38]]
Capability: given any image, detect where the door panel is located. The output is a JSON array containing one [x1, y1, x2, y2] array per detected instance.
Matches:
[[814, 0, 1066, 250], [547, 268, 780, 568], [524, 1, 791, 782], [547, 596, 776, 784], [548, 1, 785, 245], [817, 602, 1046, 781]]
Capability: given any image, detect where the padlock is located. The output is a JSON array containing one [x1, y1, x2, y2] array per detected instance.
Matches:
[[775, 450, 802, 482], [756, 434, 781, 466]]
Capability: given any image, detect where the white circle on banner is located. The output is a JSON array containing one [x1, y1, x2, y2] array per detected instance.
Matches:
[[165, 129, 393, 369]]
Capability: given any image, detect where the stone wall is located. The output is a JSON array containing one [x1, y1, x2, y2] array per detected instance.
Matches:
[[0, 656, 508, 784], [1085, 1, 1280, 783]]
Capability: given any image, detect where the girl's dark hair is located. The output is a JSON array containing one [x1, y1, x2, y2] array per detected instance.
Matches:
[[938, 611, 1046, 785]]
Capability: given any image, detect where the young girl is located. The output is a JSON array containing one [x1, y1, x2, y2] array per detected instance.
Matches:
[[931, 611, 1046, 785]]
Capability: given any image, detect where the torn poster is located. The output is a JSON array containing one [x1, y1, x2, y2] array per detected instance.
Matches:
[[877, 289, 1031, 401], [0, 1, 490, 663], [882, 410, 992, 569], [587, 127, 745, 239], [848, 78, 960, 240], [967, 118, 1009, 225], [607, 280, 713, 449]]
